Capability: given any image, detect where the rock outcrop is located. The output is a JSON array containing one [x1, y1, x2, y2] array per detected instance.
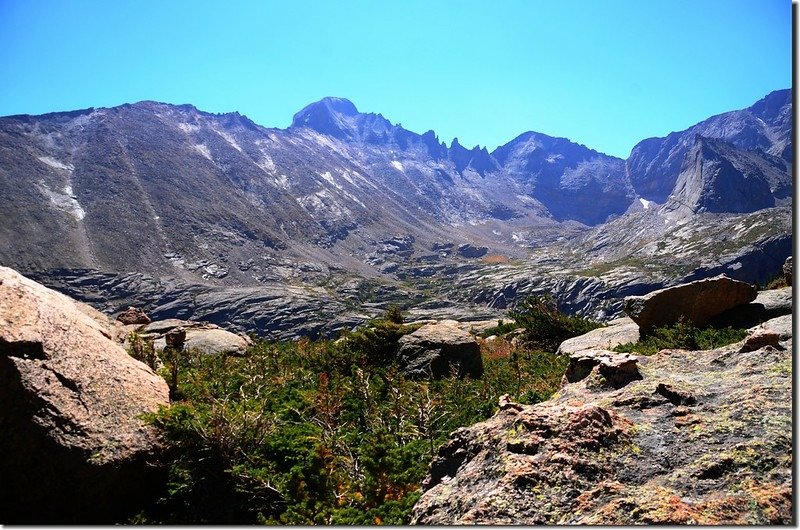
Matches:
[[397, 320, 483, 379], [116, 306, 152, 325], [624, 275, 757, 334], [556, 317, 639, 355], [0, 267, 170, 523], [412, 331, 792, 524], [121, 318, 252, 356]]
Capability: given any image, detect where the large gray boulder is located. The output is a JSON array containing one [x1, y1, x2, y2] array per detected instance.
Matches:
[[0, 266, 170, 523], [397, 321, 483, 379], [556, 317, 640, 355], [123, 318, 252, 356], [624, 275, 757, 334]]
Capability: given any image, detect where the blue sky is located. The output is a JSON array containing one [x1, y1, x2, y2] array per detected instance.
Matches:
[[0, 0, 791, 158]]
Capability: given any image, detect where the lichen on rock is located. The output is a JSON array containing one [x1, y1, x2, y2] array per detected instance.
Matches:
[[412, 316, 792, 524]]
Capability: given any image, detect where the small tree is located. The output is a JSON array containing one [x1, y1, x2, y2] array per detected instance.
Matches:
[[385, 305, 404, 325], [510, 295, 602, 352]]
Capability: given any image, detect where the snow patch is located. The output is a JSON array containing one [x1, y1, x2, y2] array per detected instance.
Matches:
[[318, 171, 342, 190], [193, 144, 213, 161], [258, 154, 276, 173], [215, 129, 243, 152], [338, 169, 356, 186], [178, 122, 200, 134], [296, 189, 351, 219], [391, 160, 404, 172], [273, 174, 290, 189], [639, 198, 651, 210], [38, 156, 74, 172], [38, 180, 85, 221]]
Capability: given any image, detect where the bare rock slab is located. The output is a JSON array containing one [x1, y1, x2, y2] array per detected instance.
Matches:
[[397, 321, 483, 379], [624, 275, 756, 334], [557, 317, 640, 355], [710, 286, 792, 329], [412, 336, 791, 524], [123, 318, 252, 356], [0, 266, 170, 523]]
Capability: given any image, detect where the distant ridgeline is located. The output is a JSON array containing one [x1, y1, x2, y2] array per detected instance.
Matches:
[[0, 89, 792, 337]]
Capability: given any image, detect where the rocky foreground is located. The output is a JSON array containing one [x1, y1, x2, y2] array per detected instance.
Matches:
[[412, 296, 793, 524], [0, 266, 170, 523], [0, 264, 793, 524]]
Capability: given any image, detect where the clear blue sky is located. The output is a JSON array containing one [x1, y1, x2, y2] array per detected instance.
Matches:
[[0, 0, 791, 158]]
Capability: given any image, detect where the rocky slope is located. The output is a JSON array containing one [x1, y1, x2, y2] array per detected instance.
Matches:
[[412, 292, 793, 524], [0, 90, 792, 337]]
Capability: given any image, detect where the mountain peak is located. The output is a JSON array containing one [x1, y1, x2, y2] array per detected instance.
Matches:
[[290, 97, 360, 138], [316, 97, 359, 116]]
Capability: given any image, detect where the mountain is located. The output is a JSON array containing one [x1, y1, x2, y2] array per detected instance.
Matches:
[[492, 132, 631, 224], [627, 89, 792, 203], [663, 135, 792, 217], [0, 90, 792, 337]]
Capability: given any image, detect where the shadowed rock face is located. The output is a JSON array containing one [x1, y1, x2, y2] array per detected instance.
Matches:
[[624, 275, 757, 334], [412, 326, 792, 524], [663, 136, 789, 216], [397, 321, 483, 379], [627, 89, 792, 203], [0, 266, 170, 523]]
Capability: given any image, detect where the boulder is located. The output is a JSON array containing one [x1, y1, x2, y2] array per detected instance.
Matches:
[[561, 349, 642, 389], [739, 328, 782, 353], [624, 275, 757, 334], [397, 321, 483, 379], [748, 314, 792, 342], [135, 319, 251, 356], [116, 306, 151, 325], [0, 266, 170, 523], [412, 331, 791, 524], [709, 287, 791, 329], [556, 317, 639, 355], [782, 256, 792, 286]]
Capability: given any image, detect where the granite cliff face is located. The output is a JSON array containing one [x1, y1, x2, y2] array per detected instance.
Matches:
[[663, 136, 791, 216], [627, 89, 792, 203], [0, 90, 792, 337]]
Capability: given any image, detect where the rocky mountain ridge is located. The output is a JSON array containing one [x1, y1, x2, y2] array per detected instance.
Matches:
[[0, 90, 792, 338]]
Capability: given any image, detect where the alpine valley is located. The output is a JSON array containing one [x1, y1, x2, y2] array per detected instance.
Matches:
[[0, 89, 792, 339]]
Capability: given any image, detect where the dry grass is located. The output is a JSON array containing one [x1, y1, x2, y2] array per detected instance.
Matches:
[[482, 254, 510, 264]]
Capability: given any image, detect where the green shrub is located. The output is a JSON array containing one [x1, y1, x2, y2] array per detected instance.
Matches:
[[510, 295, 603, 351], [479, 320, 518, 338], [134, 321, 569, 524], [613, 318, 747, 355]]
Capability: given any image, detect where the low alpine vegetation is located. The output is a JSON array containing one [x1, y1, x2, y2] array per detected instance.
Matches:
[[509, 295, 604, 351], [613, 318, 747, 356], [129, 308, 581, 524]]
